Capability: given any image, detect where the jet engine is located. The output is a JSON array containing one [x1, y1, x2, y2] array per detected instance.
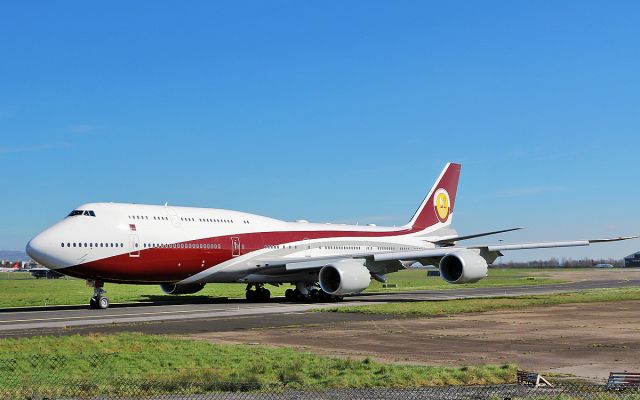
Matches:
[[439, 250, 488, 284], [319, 260, 371, 296], [160, 282, 206, 295]]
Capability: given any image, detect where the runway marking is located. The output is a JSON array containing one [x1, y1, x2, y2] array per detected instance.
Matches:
[[0, 301, 244, 315], [0, 308, 232, 324], [0, 303, 335, 325]]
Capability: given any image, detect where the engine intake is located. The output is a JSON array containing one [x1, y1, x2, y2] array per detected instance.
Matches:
[[319, 260, 371, 296], [439, 250, 488, 284], [160, 282, 206, 295]]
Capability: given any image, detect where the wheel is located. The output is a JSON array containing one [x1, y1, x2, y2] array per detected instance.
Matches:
[[293, 289, 305, 301], [285, 289, 294, 301], [89, 297, 97, 309], [98, 297, 109, 309], [309, 289, 319, 302], [246, 290, 256, 302], [318, 290, 332, 302], [261, 289, 271, 302]]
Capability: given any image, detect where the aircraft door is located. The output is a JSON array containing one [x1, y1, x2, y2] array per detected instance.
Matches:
[[231, 237, 241, 257], [129, 234, 140, 257], [165, 207, 181, 227]]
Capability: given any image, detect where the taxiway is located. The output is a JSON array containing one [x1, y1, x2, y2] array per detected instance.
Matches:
[[0, 278, 637, 338]]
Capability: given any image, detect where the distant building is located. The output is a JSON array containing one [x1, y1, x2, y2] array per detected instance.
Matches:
[[624, 252, 640, 268]]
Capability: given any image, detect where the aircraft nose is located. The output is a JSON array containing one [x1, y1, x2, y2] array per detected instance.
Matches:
[[26, 230, 66, 270], [26, 235, 46, 264]]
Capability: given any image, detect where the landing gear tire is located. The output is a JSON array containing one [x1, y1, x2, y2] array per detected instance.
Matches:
[[89, 296, 109, 309], [88, 281, 108, 309], [293, 288, 305, 302], [98, 297, 110, 309], [285, 289, 294, 301], [246, 285, 271, 303], [317, 290, 332, 302]]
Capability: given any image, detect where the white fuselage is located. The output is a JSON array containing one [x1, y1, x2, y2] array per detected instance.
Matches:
[[26, 202, 448, 285]]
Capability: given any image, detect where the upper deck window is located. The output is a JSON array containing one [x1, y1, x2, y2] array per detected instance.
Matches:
[[67, 210, 96, 217]]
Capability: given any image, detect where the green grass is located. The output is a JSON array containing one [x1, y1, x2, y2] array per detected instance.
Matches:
[[321, 287, 640, 315], [366, 267, 562, 292], [0, 333, 515, 396], [0, 268, 563, 308]]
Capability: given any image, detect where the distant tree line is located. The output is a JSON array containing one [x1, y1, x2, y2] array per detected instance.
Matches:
[[492, 257, 624, 268]]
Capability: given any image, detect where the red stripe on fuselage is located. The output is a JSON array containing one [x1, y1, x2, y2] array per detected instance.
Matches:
[[60, 227, 419, 284]]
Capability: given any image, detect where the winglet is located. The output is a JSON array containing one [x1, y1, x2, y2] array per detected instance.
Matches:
[[406, 163, 461, 232], [588, 236, 640, 244]]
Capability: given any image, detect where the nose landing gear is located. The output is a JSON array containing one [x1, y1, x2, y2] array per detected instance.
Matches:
[[88, 280, 110, 309]]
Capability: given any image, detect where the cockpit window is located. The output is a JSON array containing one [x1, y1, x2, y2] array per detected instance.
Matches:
[[67, 210, 96, 217]]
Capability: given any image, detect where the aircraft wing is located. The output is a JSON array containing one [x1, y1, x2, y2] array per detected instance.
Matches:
[[253, 236, 638, 271], [371, 236, 638, 262], [431, 227, 523, 246], [482, 236, 638, 251]]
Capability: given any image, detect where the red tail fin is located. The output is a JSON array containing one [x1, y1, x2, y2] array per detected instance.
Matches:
[[406, 163, 461, 232]]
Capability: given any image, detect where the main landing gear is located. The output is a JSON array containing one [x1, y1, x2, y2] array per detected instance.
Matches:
[[245, 284, 271, 302], [284, 283, 343, 303], [88, 280, 110, 309]]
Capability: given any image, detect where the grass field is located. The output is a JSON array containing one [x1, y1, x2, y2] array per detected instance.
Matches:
[[0, 268, 563, 308], [321, 287, 640, 316], [0, 333, 515, 396]]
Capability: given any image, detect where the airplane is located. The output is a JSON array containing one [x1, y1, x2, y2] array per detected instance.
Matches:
[[0, 263, 20, 273], [25, 163, 637, 309]]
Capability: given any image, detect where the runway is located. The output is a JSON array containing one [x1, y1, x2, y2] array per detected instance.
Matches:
[[0, 278, 638, 338]]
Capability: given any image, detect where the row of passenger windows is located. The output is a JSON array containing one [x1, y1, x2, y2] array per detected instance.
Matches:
[[142, 243, 222, 249], [61, 242, 122, 248], [263, 245, 414, 251], [59, 241, 223, 250], [127, 215, 250, 224], [184, 217, 236, 223], [129, 215, 168, 221]]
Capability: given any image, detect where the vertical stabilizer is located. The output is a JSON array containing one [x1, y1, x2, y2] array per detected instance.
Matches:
[[406, 163, 461, 232]]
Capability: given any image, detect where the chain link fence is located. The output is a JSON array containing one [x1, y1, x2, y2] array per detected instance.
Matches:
[[1, 353, 638, 399]]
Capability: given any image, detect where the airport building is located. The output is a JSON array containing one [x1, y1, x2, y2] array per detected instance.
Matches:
[[624, 252, 640, 268]]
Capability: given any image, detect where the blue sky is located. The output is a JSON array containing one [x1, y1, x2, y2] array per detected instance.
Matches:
[[1, 1, 638, 261]]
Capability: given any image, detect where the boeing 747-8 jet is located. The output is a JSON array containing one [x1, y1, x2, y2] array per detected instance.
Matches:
[[26, 163, 636, 309]]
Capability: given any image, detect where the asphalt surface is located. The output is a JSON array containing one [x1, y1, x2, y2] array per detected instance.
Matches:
[[0, 278, 638, 338]]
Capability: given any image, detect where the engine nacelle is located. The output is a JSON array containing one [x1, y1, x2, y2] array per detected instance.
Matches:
[[160, 282, 206, 295], [439, 250, 488, 284], [319, 260, 371, 296]]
